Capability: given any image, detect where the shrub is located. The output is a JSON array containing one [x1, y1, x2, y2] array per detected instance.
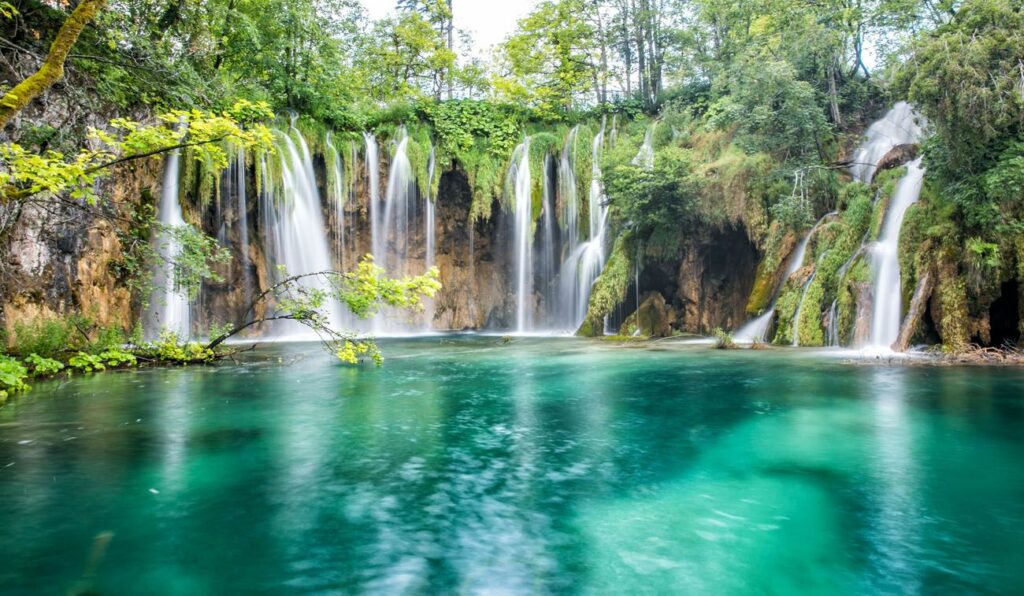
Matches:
[[9, 317, 73, 359], [713, 328, 736, 349]]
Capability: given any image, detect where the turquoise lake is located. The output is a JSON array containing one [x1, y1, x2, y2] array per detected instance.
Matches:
[[1, 337, 1022, 594]]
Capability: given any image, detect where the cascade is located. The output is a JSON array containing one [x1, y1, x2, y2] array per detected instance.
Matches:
[[364, 132, 381, 267], [377, 129, 416, 276], [425, 145, 436, 269], [734, 212, 834, 343], [792, 251, 829, 346], [850, 102, 923, 184], [234, 146, 251, 305], [257, 125, 342, 338], [633, 121, 656, 169], [144, 151, 191, 340], [326, 132, 347, 270], [539, 155, 559, 325], [556, 122, 609, 331], [509, 139, 533, 333], [868, 157, 925, 351]]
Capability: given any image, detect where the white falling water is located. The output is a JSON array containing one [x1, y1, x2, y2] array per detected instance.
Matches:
[[850, 102, 923, 183], [426, 145, 437, 269], [364, 132, 381, 266], [258, 126, 342, 338], [234, 146, 251, 304], [734, 214, 830, 343], [144, 151, 191, 340], [868, 158, 925, 351], [632, 121, 657, 169], [378, 130, 415, 275], [553, 122, 610, 332], [326, 132, 347, 270], [509, 139, 533, 333]]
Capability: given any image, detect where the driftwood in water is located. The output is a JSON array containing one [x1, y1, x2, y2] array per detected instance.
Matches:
[[894, 268, 935, 352]]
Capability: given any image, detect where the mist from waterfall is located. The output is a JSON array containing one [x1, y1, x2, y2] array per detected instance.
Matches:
[[144, 151, 191, 340]]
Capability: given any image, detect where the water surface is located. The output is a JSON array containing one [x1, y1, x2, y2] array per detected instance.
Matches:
[[1, 338, 1022, 594]]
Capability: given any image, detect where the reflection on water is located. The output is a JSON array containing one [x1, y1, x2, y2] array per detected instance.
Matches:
[[0, 338, 1022, 594]]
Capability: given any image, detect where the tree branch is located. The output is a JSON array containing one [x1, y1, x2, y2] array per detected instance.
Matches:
[[0, 0, 108, 129]]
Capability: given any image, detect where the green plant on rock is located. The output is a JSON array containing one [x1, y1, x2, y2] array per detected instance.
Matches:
[[578, 233, 633, 337], [69, 352, 106, 373], [99, 349, 137, 368], [0, 355, 30, 398], [25, 354, 65, 377]]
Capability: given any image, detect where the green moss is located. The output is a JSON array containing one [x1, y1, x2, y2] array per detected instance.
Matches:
[[771, 281, 802, 345], [746, 222, 792, 315], [577, 232, 633, 337]]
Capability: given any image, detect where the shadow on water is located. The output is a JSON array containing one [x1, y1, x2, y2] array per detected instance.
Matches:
[[0, 337, 1022, 593]]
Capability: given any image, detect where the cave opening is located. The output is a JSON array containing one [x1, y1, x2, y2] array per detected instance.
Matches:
[[988, 280, 1020, 347]]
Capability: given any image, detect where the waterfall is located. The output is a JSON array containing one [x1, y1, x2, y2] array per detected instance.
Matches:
[[868, 158, 925, 351], [850, 102, 923, 184], [257, 126, 342, 338], [426, 145, 437, 269], [555, 122, 610, 332], [326, 132, 347, 270], [364, 132, 381, 267], [508, 139, 533, 333], [538, 155, 558, 325], [144, 151, 191, 340], [792, 251, 830, 347], [378, 129, 416, 276], [234, 146, 251, 305], [734, 212, 834, 343], [632, 121, 656, 169]]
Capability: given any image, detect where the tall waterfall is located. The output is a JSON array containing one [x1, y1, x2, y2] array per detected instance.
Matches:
[[364, 132, 381, 266], [257, 126, 342, 338], [425, 146, 437, 269], [557, 123, 609, 330], [509, 139, 533, 333], [326, 132, 347, 270], [144, 151, 191, 340], [868, 158, 925, 350], [234, 146, 251, 305], [377, 130, 416, 276]]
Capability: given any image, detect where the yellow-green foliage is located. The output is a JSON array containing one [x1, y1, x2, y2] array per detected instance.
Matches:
[[836, 257, 870, 344], [577, 232, 633, 337], [697, 145, 773, 237]]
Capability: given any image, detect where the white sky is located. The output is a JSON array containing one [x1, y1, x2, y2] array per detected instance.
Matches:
[[359, 0, 537, 57]]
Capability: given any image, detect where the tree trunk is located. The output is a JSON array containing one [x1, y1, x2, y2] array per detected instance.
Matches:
[[0, 0, 108, 130]]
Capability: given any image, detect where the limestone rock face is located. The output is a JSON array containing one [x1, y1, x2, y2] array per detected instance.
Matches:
[[620, 291, 675, 337], [1, 160, 158, 341], [672, 226, 759, 334]]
